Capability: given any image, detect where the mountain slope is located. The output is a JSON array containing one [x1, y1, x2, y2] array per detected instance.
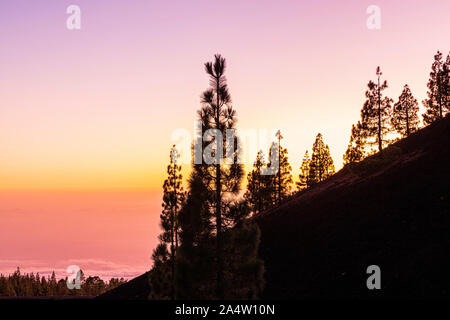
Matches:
[[96, 272, 150, 300], [255, 115, 450, 299], [98, 115, 450, 299]]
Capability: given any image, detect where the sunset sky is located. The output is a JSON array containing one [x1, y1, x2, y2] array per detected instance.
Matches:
[[1, 0, 449, 279]]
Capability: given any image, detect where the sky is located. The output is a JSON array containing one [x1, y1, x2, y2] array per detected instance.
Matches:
[[1, 0, 449, 279]]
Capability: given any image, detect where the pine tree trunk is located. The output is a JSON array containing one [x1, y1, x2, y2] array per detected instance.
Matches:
[[215, 76, 224, 300], [257, 178, 261, 214], [406, 102, 410, 136], [216, 163, 223, 299], [171, 163, 176, 300], [278, 135, 281, 206], [378, 77, 383, 153], [171, 222, 175, 300], [438, 73, 443, 118]]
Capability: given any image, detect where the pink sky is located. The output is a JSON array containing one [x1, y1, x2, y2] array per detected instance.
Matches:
[[0, 190, 161, 279], [1, 0, 449, 279]]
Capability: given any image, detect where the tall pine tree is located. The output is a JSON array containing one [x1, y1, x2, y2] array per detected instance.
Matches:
[[197, 54, 244, 299], [392, 84, 420, 137], [148, 243, 171, 299], [274, 130, 293, 205], [446, 53, 450, 110], [423, 51, 450, 125], [360, 66, 393, 153], [176, 55, 263, 300], [149, 145, 185, 299], [343, 121, 365, 165], [309, 133, 335, 185], [244, 150, 272, 214], [296, 151, 311, 190], [163, 145, 184, 298], [176, 172, 216, 299], [264, 131, 293, 206]]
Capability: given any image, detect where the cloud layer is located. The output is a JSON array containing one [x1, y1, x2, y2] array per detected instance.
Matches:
[[0, 258, 147, 280]]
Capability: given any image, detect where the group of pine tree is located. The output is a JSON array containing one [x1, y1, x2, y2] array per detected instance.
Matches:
[[344, 51, 449, 164], [2, 51, 447, 299], [148, 51, 449, 300], [0, 267, 125, 297], [149, 55, 264, 300]]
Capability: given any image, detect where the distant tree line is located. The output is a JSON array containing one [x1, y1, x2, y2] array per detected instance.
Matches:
[[0, 267, 125, 297]]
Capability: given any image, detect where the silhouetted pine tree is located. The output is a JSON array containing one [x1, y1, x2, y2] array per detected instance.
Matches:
[[176, 173, 216, 299], [309, 133, 335, 185], [265, 134, 293, 206], [296, 151, 311, 190], [360, 66, 393, 153], [148, 146, 185, 299], [343, 121, 365, 165], [148, 243, 171, 299], [423, 51, 450, 125], [275, 130, 293, 205], [41, 276, 48, 296], [177, 194, 264, 299], [196, 54, 244, 299], [159, 145, 185, 299], [392, 84, 420, 137], [244, 150, 272, 214], [220, 221, 264, 299], [446, 53, 450, 109], [49, 271, 57, 296], [176, 54, 262, 300], [0, 275, 15, 296]]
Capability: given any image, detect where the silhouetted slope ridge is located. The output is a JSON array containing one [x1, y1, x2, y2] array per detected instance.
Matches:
[[98, 116, 450, 299], [96, 272, 150, 300], [255, 115, 450, 299]]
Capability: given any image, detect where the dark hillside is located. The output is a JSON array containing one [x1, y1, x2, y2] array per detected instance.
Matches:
[[255, 115, 450, 299], [96, 272, 150, 300], [98, 116, 450, 299]]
